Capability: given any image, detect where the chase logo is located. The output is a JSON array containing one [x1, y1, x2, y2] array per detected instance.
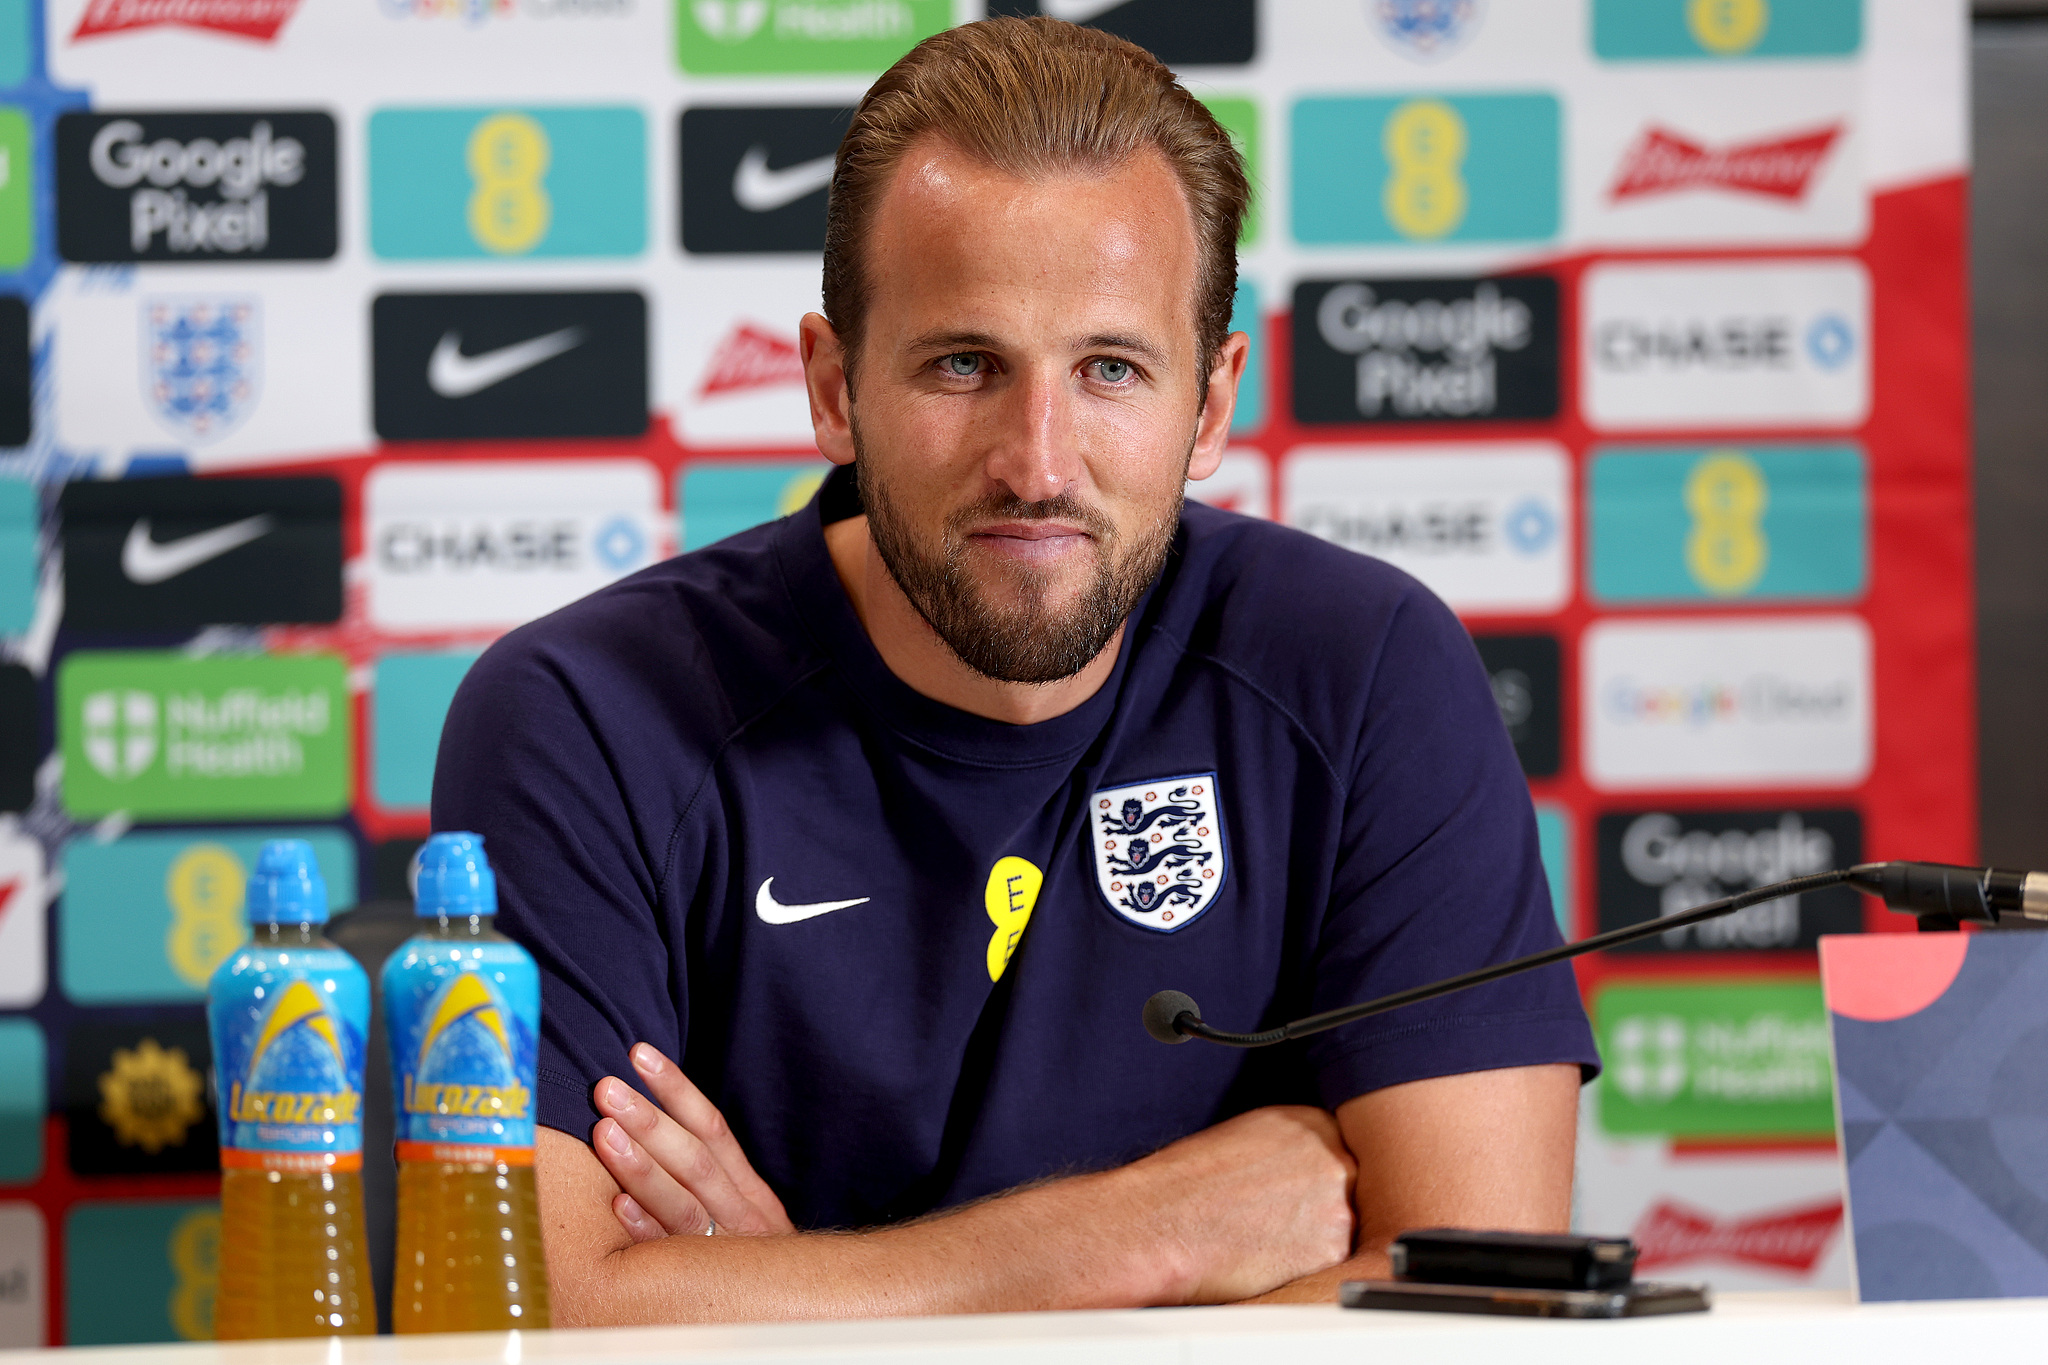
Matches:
[[1589, 444, 1867, 604], [679, 460, 828, 551], [369, 107, 645, 260], [1284, 443, 1570, 614], [1291, 94, 1559, 246], [677, 0, 950, 75], [1593, 0, 1860, 60], [60, 828, 355, 1005]]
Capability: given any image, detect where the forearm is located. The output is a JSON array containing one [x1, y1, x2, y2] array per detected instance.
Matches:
[[551, 1167, 1177, 1326], [1238, 1245, 1391, 1305]]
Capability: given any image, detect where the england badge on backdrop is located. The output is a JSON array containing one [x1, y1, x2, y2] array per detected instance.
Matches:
[[1373, 0, 1482, 61], [1090, 773, 1226, 932], [142, 297, 259, 443]]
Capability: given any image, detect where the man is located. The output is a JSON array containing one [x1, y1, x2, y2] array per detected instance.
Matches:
[[435, 16, 1597, 1324]]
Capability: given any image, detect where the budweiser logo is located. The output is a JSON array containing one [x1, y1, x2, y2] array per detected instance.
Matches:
[[698, 323, 806, 399], [1609, 124, 1843, 203], [73, 0, 301, 41], [1633, 1197, 1843, 1273]]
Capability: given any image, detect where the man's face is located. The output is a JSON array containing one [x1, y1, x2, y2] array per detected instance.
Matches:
[[844, 138, 1224, 685]]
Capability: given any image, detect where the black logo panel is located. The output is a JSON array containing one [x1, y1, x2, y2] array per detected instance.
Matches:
[[1473, 634, 1559, 778], [985, 0, 1255, 66], [0, 298, 28, 447], [1597, 808, 1864, 953], [60, 475, 342, 632], [0, 664, 35, 812], [56, 111, 338, 263], [681, 105, 852, 255], [65, 1016, 219, 1176], [1292, 276, 1559, 425], [372, 291, 647, 441]]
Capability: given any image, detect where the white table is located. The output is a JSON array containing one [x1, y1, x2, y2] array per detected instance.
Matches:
[[12, 1292, 2048, 1365]]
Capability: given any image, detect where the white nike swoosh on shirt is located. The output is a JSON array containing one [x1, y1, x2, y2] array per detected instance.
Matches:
[[755, 877, 871, 925], [1041, 0, 1126, 21], [732, 146, 836, 213], [427, 327, 587, 399], [120, 514, 276, 585]]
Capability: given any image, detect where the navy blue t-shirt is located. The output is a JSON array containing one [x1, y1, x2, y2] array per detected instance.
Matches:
[[433, 467, 1598, 1231]]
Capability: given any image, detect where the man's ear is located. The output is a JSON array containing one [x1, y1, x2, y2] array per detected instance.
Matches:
[[1187, 330, 1250, 483], [801, 312, 856, 467]]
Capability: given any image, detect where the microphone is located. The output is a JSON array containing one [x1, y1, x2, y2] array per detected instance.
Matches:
[[1144, 861, 2048, 1048]]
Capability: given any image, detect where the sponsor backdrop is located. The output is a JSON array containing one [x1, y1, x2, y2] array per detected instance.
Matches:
[[0, 0, 1968, 1341]]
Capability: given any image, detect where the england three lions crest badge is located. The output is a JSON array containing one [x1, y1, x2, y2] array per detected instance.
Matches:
[[143, 296, 261, 443], [1090, 773, 1227, 933]]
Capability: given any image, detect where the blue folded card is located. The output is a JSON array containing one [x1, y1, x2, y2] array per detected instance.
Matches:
[[1822, 932, 2048, 1301]]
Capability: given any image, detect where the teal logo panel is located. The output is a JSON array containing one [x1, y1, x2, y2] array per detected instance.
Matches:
[[680, 461, 828, 552], [0, 476, 32, 635], [1534, 803, 1572, 937], [372, 651, 481, 812], [1231, 280, 1263, 435], [1589, 444, 1867, 604], [369, 107, 647, 260], [61, 828, 357, 1006], [1593, 0, 1861, 60], [0, 0, 25, 88], [65, 1201, 220, 1345], [0, 1016, 43, 1183], [1291, 94, 1560, 246]]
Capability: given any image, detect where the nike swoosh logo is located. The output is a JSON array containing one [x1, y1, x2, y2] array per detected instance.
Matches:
[[120, 514, 276, 585], [732, 146, 836, 213], [755, 876, 870, 925], [427, 327, 587, 399], [1041, 0, 1126, 21]]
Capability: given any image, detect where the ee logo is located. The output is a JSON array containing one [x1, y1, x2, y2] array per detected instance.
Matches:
[[467, 113, 552, 256], [1381, 100, 1468, 241], [984, 856, 1042, 984], [1688, 0, 1768, 54], [165, 842, 247, 990], [1684, 449, 1769, 596]]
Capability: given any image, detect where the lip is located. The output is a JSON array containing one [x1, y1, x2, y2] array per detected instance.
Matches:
[[969, 521, 1092, 542]]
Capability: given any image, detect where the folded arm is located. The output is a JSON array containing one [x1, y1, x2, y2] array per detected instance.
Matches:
[[1248, 1061, 1580, 1303], [537, 1045, 1357, 1325]]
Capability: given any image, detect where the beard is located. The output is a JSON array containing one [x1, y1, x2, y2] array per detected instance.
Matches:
[[855, 428, 1184, 686]]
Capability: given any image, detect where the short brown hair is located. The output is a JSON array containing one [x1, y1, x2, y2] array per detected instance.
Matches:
[[822, 16, 1248, 387]]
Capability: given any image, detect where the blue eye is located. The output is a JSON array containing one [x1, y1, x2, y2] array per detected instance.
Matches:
[[942, 354, 981, 377], [1094, 359, 1132, 383]]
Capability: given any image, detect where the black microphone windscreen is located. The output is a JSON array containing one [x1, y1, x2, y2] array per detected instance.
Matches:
[[1143, 990, 1200, 1045]]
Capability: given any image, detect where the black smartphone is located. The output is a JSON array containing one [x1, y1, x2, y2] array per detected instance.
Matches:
[[1389, 1228, 1639, 1290], [1341, 1279, 1711, 1319]]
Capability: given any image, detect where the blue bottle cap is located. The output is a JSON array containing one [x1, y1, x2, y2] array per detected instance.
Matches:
[[415, 831, 497, 919], [246, 839, 329, 925]]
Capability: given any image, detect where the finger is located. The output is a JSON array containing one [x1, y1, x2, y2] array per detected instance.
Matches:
[[611, 1192, 667, 1244], [630, 1045, 795, 1232], [591, 1112, 713, 1237], [596, 1077, 774, 1235]]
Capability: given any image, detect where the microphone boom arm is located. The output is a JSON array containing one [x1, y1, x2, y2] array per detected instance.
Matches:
[[1162, 869, 1857, 1049]]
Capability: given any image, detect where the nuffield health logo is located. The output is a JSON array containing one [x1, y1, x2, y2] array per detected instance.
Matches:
[[60, 652, 351, 818]]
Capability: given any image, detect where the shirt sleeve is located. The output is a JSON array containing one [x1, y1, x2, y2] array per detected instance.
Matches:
[[1303, 585, 1600, 1110], [430, 627, 683, 1144]]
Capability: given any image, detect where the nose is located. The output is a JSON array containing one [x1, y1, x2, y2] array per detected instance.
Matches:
[[981, 364, 1082, 504]]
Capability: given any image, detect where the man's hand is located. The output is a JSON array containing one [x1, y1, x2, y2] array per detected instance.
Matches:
[[1115, 1104, 1357, 1303], [590, 1044, 794, 1241], [539, 1053, 1357, 1325]]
